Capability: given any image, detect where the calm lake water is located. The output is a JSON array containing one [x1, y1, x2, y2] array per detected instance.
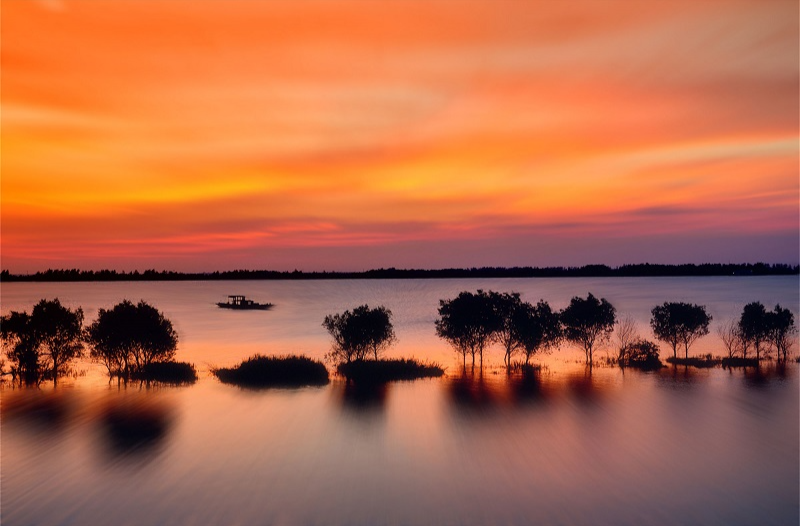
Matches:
[[2, 277, 798, 525]]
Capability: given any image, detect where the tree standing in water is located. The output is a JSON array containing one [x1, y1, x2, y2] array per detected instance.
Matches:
[[650, 302, 712, 359], [31, 299, 85, 384], [87, 300, 178, 379], [766, 304, 796, 362], [560, 293, 616, 366], [436, 290, 503, 369], [737, 302, 770, 361], [323, 304, 396, 363], [489, 291, 526, 367], [514, 300, 562, 365], [1, 299, 84, 385]]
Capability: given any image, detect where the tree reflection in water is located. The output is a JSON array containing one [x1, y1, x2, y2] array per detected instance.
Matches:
[[97, 398, 174, 460]]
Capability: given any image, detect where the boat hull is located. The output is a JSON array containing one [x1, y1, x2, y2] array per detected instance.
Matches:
[[216, 302, 273, 310]]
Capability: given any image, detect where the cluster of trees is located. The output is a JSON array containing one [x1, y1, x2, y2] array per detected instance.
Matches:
[[649, 302, 713, 359], [717, 302, 796, 362], [432, 291, 796, 369], [435, 291, 616, 368], [1, 299, 179, 385], [1, 299, 84, 384], [5, 295, 796, 386]]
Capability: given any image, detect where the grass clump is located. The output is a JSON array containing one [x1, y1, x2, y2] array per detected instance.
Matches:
[[130, 361, 198, 384], [213, 354, 329, 388], [721, 357, 760, 368], [666, 354, 721, 368], [337, 358, 444, 384]]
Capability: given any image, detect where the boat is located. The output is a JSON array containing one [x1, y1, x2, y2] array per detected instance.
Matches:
[[216, 295, 274, 310]]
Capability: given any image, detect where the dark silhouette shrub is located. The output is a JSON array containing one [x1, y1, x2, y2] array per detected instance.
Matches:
[[213, 354, 329, 388], [337, 358, 444, 383], [130, 361, 197, 384], [618, 339, 663, 370], [721, 357, 760, 368], [666, 354, 721, 368]]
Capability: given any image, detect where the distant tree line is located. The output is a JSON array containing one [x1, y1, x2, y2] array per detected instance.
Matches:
[[2, 262, 797, 282]]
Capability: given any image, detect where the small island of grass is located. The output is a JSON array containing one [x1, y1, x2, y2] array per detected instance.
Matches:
[[666, 355, 721, 368], [212, 354, 329, 388], [337, 358, 444, 383], [130, 361, 198, 384], [721, 357, 760, 368]]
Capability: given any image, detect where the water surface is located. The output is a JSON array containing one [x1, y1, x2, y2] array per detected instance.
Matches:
[[2, 277, 798, 525]]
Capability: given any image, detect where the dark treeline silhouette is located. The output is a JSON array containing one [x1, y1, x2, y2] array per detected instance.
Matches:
[[434, 290, 797, 371], [3, 292, 796, 387], [1, 298, 196, 385], [435, 290, 615, 368], [2, 262, 797, 282]]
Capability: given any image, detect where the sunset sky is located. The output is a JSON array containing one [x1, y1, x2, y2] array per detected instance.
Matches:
[[2, 0, 798, 272]]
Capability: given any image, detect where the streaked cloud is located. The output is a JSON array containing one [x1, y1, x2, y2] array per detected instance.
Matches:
[[1, 0, 797, 271]]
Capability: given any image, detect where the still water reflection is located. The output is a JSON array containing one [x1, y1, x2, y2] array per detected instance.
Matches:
[[2, 278, 798, 525], [3, 366, 796, 526]]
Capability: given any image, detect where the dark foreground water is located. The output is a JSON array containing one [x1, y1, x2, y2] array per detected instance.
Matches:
[[2, 277, 798, 525]]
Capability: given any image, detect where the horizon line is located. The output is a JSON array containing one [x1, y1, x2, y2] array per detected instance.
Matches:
[[2, 262, 798, 281]]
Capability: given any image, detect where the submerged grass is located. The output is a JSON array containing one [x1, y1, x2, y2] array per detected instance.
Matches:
[[666, 355, 722, 368], [619, 357, 664, 371], [213, 354, 329, 388], [130, 361, 198, 384], [721, 357, 761, 368], [337, 358, 445, 383]]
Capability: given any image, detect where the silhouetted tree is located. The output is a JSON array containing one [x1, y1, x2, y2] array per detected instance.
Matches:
[[323, 305, 396, 363], [717, 319, 745, 360], [31, 299, 85, 383], [1, 299, 84, 384], [560, 293, 616, 365], [489, 291, 526, 366], [650, 302, 712, 359], [513, 300, 562, 365], [615, 315, 639, 357], [1, 311, 40, 384], [765, 304, 796, 362], [87, 300, 178, 379], [738, 302, 770, 361], [436, 290, 503, 368]]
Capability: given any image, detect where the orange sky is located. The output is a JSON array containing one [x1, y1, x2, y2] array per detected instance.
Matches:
[[2, 0, 798, 272]]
